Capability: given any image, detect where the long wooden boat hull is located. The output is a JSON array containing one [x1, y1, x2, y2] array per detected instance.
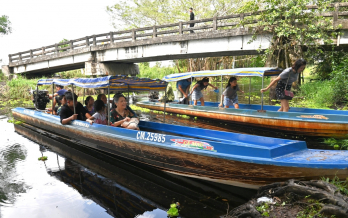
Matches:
[[12, 108, 348, 189], [137, 101, 348, 138]]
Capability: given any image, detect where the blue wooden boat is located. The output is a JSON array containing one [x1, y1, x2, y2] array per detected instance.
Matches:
[[12, 107, 348, 189], [137, 68, 348, 138], [11, 75, 348, 189]]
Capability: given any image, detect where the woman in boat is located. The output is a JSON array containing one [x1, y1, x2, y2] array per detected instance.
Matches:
[[86, 100, 108, 125], [84, 96, 95, 116], [110, 94, 139, 129], [112, 93, 138, 117], [260, 58, 306, 112], [190, 77, 218, 106], [219, 77, 245, 109]]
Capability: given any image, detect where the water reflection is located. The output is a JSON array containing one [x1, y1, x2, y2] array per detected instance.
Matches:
[[0, 143, 28, 205], [0, 118, 255, 218]]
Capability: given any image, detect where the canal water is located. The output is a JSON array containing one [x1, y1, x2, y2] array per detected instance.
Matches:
[[0, 113, 255, 218]]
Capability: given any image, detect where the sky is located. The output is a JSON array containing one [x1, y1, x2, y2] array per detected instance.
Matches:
[[0, 0, 117, 65]]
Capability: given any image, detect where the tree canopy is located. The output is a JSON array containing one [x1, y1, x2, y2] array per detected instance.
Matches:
[[106, 0, 244, 30], [0, 15, 12, 35]]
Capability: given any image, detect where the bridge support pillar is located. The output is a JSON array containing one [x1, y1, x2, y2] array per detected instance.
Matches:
[[1, 65, 16, 80], [84, 62, 139, 76]]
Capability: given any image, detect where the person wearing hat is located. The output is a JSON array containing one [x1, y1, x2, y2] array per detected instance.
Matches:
[[190, 77, 218, 106]]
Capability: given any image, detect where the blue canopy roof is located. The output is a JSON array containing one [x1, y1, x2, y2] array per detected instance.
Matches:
[[37, 76, 168, 92], [162, 67, 283, 82]]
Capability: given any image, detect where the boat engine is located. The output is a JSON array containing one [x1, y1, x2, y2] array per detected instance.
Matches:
[[32, 90, 50, 110]]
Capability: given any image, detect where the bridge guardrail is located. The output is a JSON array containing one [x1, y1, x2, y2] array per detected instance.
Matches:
[[8, 2, 348, 64]]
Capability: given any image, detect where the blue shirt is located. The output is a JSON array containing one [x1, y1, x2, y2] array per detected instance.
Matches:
[[176, 79, 191, 92]]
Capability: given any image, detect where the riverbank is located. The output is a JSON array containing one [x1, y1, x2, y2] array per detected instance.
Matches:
[[227, 178, 348, 218]]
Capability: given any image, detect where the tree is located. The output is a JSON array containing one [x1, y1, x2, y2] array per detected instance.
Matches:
[[0, 15, 12, 35], [106, 0, 244, 30], [239, 0, 334, 68]]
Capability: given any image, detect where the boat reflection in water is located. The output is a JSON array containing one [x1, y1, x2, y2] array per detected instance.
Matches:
[[15, 123, 255, 218]]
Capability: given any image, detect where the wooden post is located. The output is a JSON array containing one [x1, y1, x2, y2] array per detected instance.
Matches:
[[70, 40, 74, 50], [42, 47, 45, 55], [110, 32, 114, 43], [55, 44, 58, 53], [93, 35, 96, 46], [240, 13, 245, 28], [8, 54, 12, 63], [179, 22, 183, 34], [333, 3, 339, 23], [213, 16, 217, 31], [153, 26, 157, 38], [30, 50, 33, 59], [85, 36, 89, 47], [132, 29, 136, 41]]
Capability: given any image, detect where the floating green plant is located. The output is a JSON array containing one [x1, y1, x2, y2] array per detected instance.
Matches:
[[38, 156, 48, 161]]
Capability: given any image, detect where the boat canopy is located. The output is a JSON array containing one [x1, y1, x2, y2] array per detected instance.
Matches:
[[37, 75, 168, 92], [162, 67, 283, 82]]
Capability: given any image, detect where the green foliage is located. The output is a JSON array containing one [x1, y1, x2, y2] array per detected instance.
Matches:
[[296, 80, 335, 108], [5, 75, 38, 100], [38, 156, 48, 161], [59, 69, 85, 79], [322, 176, 348, 196], [7, 119, 23, 125], [138, 62, 177, 80], [0, 15, 12, 35], [296, 198, 323, 218], [323, 138, 348, 150], [58, 38, 69, 51], [330, 56, 348, 105], [256, 202, 270, 217], [0, 69, 6, 81], [167, 203, 179, 217], [240, 0, 334, 61]]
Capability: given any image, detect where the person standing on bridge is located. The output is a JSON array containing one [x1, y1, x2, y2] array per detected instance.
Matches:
[[189, 7, 195, 33], [260, 58, 307, 112]]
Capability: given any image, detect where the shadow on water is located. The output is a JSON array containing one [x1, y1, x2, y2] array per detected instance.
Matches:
[[0, 117, 256, 218]]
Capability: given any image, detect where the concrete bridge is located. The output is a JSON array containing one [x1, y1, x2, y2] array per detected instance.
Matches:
[[3, 2, 348, 77]]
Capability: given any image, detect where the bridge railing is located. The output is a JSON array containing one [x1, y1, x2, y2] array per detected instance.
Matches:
[[9, 2, 348, 64]]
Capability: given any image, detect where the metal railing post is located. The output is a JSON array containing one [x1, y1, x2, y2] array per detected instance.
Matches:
[[108, 85, 110, 126], [72, 85, 76, 114], [52, 83, 55, 115]]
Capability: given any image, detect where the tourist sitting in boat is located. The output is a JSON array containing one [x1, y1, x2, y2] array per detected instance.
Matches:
[[84, 96, 95, 116], [260, 58, 306, 112], [86, 100, 108, 125], [110, 94, 139, 130], [50, 85, 67, 111], [219, 77, 244, 109], [60, 92, 92, 124], [190, 77, 218, 106], [176, 78, 191, 104], [112, 93, 138, 117], [56, 95, 66, 115]]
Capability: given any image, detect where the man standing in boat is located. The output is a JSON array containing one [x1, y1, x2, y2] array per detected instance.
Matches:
[[176, 78, 192, 104]]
